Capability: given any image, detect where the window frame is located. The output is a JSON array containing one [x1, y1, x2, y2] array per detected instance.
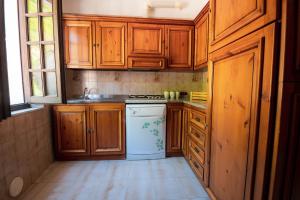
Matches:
[[18, 0, 63, 104]]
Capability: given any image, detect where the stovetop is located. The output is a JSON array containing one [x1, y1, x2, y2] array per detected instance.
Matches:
[[125, 95, 167, 103]]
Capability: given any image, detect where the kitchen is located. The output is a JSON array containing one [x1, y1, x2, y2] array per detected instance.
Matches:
[[0, 0, 299, 200]]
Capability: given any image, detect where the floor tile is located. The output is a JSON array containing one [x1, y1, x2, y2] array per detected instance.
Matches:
[[21, 158, 210, 200]]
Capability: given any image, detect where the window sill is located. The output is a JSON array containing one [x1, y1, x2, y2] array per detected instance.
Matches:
[[11, 104, 44, 116]]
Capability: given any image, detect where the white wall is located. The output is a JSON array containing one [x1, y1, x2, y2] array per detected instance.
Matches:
[[62, 0, 208, 20]]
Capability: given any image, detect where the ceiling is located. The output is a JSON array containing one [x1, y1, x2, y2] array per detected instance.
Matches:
[[62, 0, 209, 20]]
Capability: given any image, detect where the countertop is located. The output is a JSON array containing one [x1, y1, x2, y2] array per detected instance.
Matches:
[[67, 95, 208, 110]]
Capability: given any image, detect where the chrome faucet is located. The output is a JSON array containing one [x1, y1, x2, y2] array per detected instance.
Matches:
[[83, 87, 89, 99]]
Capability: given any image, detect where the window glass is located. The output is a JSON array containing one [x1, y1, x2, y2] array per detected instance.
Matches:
[[4, 0, 25, 105]]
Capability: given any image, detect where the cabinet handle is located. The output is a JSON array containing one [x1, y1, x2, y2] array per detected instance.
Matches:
[[193, 161, 199, 169], [194, 132, 200, 138], [87, 128, 93, 134], [195, 117, 201, 122]]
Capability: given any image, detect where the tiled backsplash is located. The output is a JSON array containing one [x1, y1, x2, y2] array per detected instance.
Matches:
[[66, 69, 208, 98]]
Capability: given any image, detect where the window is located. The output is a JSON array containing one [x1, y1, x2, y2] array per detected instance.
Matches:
[[4, 0, 62, 105], [4, 0, 25, 106]]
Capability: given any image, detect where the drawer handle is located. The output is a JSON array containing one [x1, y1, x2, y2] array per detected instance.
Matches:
[[194, 132, 200, 138], [195, 117, 201, 122], [193, 161, 200, 169], [194, 147, 200, 154]]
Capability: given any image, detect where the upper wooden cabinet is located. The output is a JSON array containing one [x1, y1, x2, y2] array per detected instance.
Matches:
[[89, 104, 125, 155], [194, 10, 209, 69], [165, 25, 194, 69], [95, 22, 127, 69], [53, 105, 90, 158], [64, 21, 94, 69], [209, 0, 278, 52], [128, 23, 165, 57]]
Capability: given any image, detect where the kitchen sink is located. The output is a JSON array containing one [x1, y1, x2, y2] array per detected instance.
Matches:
[[67, 94, 126, 104]]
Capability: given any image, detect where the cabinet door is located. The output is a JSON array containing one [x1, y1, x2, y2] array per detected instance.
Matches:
[[64, 20, 94, 69], [181, 107, 189, 157], [167, 105, 183, 155], [53, 105, 89, 157], [209, 0, 277, 52], [128, 23, 164, 56], [95, 22, 127, 69], [194, 12, 209, 70], [165, 25, 193, 69], [90, 104, 125, 155], [208, 24, 277, 200]]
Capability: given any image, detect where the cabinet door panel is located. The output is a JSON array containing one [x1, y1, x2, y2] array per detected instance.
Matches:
[[209, 0, 277, 52], [167, 105, 182, 155], [165, 25, 193, 69], [64, 20, 94, 68], [181, 107, 189, 157], [90, 104, 125, 155], [128, 23, 164, 56], [195, 12, 208, 69], [95, 22, 127, 69], [208, 24, 277, 200], [53, 105, 89, 157]]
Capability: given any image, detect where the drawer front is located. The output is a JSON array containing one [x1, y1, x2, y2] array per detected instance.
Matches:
[[189, 151, 204, 180], [128, 57, 165, 70], [189, 138, 205, 165], [190, 110, 207, 132], [189, 125, 206, 150]]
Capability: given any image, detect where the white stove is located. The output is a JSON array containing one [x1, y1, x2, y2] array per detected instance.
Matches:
[[125, 95, 168, 104]]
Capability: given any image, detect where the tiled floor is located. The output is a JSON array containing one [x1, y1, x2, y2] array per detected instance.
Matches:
[[21, 157, 210, 200]]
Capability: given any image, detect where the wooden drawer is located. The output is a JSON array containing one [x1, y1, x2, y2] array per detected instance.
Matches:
[[189, 125, 206, 150], [128, 57, 165, 70], [190, 110, 207, 132], [189, 137, 205, 165], [189, 151, 204, 180]]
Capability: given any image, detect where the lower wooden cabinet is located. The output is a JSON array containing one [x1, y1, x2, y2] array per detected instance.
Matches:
[[166, 104, 183, 156], [89, 104, 125, 155], [53, 104, 125, 160], [185, 105, 209, 186], [53, 105, 90, 157]]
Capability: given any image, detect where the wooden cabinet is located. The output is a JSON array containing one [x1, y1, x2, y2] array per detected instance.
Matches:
[[209, 0, 278, 52], [63, 16, 196, 71], [194, 9, 209, 70], [90, 104, 125, 155], [165, 25, 194, 69], [184, 104, 209, 185], [95, 22, 127, 69], [181, 107, 189, 157], [53, 103, 125, 160], [208, 24, 277, 200], [166, 104, 183, 156], [64, 21, 94, 69], [128, 23, 165, 57], [53, 105, 90, 157], [64, 20, 127, 69]]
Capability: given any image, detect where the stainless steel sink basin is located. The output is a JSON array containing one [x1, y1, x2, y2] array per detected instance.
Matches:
[[67, 94, 124, 104]]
